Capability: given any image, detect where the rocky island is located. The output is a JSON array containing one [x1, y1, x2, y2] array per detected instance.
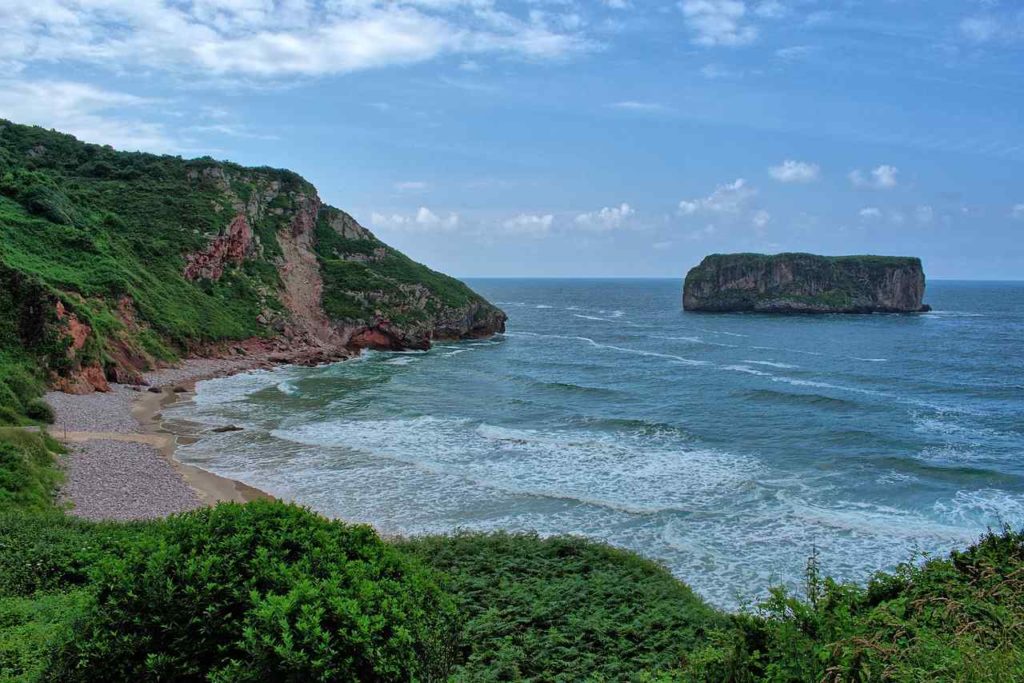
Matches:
[[683, 252, 930, 314]]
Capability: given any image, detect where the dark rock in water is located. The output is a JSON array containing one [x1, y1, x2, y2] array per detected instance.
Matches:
[[211, 425, 243, 433], [147, 387, 162, 394], [683, 253, 930, 314]]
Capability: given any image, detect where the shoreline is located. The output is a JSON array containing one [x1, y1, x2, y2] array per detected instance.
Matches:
[[48, 357, 283, 521], [131, 376, 274, 506]]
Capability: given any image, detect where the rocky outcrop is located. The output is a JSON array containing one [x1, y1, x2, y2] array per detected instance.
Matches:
[[683, 253, 930, 313], [0, 119, 506, 407], [183, 214, 253, 281]]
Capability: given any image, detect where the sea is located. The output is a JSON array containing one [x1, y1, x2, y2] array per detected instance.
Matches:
[[168, 279, 1024, 608]]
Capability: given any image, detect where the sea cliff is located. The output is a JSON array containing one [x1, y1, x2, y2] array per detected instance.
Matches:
[[0, 120, 505, 412], [683, 253, 930, 314]]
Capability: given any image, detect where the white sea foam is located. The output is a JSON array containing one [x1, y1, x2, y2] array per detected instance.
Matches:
[[935, 489, 1024, 527], [742, 360, 799, 369], [193, 368, 294, 406], [276, 380, 301, 396], [272, 414, 761, 518]]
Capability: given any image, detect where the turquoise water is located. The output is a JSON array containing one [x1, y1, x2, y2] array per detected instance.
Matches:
[[171, 279, 1024, 608]]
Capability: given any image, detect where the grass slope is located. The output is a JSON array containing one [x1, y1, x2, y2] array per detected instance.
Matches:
[[0, 119, 499, 422]]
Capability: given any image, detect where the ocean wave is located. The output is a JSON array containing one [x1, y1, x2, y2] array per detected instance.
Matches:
[[529, 379, 621, 396], [276, 380, 301, 396], [271, 414, 761, 518], [655, 335, 738, 348], [385, 356, 418, 365], [741, 360, 799, 369], [741, 388, 859, 410], [935, 489, 1024, 527]]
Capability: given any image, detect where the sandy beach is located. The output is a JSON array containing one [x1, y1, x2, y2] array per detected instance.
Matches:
[[47, 358, 275, 521]]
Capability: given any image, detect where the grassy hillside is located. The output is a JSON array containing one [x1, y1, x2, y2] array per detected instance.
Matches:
[[0, 120, 503, 421]]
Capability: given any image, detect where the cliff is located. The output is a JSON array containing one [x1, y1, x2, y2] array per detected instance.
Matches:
[[0, 120, 505, 413], [683, 253, 930, 314]]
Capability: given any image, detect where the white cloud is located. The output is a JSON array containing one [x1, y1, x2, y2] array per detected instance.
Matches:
[[1011, 204, 1024, 220], [678, 178, 755, 215], [0, 80, 176, 152], [768, 159, 819, 183], [960, 16, 1000, 43], [700, 63, 743, 79], [502, 213, 554, 236], [0, 0, 593, 81], [751, 209, 771, 228], [774, 44, 816, 61], [371, 206, 459, 233], [574, 203, 635, 231], [753, 1, 787, 19], [395, 181, 429, 192], [607, 101, 670, 113], [679, 0, 757, 47], [849, 165, 898, 189], [915, 205, 934, 225], [687, 224, 718, 240], [859, 207, 882, 219]]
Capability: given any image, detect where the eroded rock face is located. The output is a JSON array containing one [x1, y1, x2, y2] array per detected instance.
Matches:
[[683, 253, 930, 314], [53, 301, 110, 393], [183, 214, 253, 281]]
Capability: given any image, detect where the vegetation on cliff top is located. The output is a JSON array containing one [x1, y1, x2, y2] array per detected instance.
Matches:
[[0, 119, 501, 422]]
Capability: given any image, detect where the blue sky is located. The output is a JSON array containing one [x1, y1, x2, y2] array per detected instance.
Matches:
[[1, 1, 1022, 279]]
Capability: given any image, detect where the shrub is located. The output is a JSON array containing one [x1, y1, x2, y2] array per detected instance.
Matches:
[[0, 430, 63, 514], [0, 590, 90, 683], [48, 501, 458, 682], [0, 512, 148, 598], [23, 400, 54, 424], [399, 532, 726, 682], [678, 528, 1024, 682]]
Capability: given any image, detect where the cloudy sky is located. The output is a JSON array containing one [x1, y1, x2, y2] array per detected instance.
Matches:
[[1, 0, 1022, 278]]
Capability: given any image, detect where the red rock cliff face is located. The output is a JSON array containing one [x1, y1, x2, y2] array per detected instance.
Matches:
[[183, 214, 253, 281], [53, 301, 110, 393]]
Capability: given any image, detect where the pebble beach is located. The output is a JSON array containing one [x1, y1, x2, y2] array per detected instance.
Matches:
[[47, 357, 275, 521]]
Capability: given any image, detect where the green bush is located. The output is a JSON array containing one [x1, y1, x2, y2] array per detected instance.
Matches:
[[0, 512, 148, 598], [678, 529, 1024, 682], [0, 430, 63, 514], [48, 501, 458, 682], [23, 400, 54, 424], [399, 532, 726, 682], [0, 590, 90, 683]]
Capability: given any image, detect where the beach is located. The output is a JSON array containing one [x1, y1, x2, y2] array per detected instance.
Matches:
[[47, 358, 274, 521]]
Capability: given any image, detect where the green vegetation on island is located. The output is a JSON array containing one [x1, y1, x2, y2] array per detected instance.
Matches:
[[683, 252, 930, 314]]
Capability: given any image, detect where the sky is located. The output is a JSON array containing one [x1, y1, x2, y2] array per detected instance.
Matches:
[[0, 1, 1022, 279]]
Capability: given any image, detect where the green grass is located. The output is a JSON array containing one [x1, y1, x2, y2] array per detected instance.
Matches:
[[314, 207, 489, 327], [399, 532, 727, 682], [0, 430, 63, 513]]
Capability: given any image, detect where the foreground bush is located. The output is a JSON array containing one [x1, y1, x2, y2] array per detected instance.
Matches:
[[679, 528, 1024, 682], [47, 502, 458, 682], [399, 532, 726, 682]]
